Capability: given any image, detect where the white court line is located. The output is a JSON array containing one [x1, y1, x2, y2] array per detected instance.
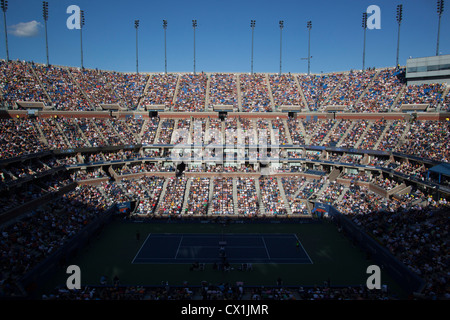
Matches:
[[294, 233, 313, 264], [174, 235, 184, 259], [261, 236, 271, 259], [131, 233, 151, 264], [177, 245, 267, 249], [132, 257, 312, 264]]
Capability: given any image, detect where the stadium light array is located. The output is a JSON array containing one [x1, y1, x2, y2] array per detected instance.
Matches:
[[135, 20, 139, 74], [396, 4, 403, 68], [362, 12, 367, 71], [307, 21, 312, 75], [250, 20, 255, 74], [1, 0, 9, 61], [192, 19, 197, 75], [163, 20, 168, 74], [43, 1, 49, 66], [436, 0, 444, 56], [279, 20, 284, 76], [80, 10, 85, 69]]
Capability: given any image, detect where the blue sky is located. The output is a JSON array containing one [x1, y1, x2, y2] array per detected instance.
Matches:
[[0, 0, 448, 74]]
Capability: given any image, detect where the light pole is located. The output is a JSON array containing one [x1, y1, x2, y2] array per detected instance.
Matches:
[[436, 0, 444, 56], [43, 1, 49, 66], [250, 20, 255, 74], [279, 20, 284, 76], [307, 21, 312, 75], [192, 19, 197, 75], [396, 4, 403, 68], [80, 10, 85, 69], [135, 20, 139, 74], [362, 12, 367, 71], [163, 19, 167, 74], [1, 0, 9, 61]]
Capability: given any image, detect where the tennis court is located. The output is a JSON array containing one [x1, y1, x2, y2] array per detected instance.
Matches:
[[132, 233, 313, 264]]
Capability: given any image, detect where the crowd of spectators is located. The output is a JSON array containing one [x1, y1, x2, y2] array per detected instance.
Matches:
[[339, 120, 369, 148], [298, 73, 344, 111], [271, 118, 289, 145], [2, 61, 448, 115], [41, 283, 401, 300], [323, 119, 353, 147], [240, 74, 271, 112], [224, 117, 238, 146], [141, 117, 160, 145], [397, 120, 450, 163], [101, 181, 133, 204], [211, 177, 235, 215], [333, 184, 391, 215], [370, 175, 400, 191], [141, 74, 178, 110], [286, 118, 306, 145], [126, 176, 165, 217], [185, 178, 210, 215], [358, 119, 386, 150], [208, 73, 238, 110], [327, 70, 377, 109], [32, 64, 92, 111], [316, 181, 345, 205], [256, 119, 271, 146], [0, 60, 49, 108], [105, 72, 147, 110], [110, 117, 144, 145], [70, 168, 107, 181], [297, 178, 325, 200], [236, 177, 259, 216], [0, 183, 112, 296], [377, 120, 408, 152], [239, 118, 257, 145], [309, 119, 335, 146], [396, 83, 446, 108], [157, 177, 186, 215], [355, 68, 404, 112], [339, 153, 363, 164], [36, 117, 71, 150], [173, 73, 207, 112], [340, 171, 371, 182], [281, 177, 309, 214], [0, 118, 48, 159], [259, 177, 287, 215], [156, 119, 175, 144], [70, 68, 118, 108], [348, 197, 449, 299], [0, 172, 72, 215], [268, 74, 304, 109]]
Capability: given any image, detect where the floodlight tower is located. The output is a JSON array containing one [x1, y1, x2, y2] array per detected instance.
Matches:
[[135, 20, 139, 74], [307, 21, 312, 75], [250, 20, 255, 74], [396, 4, 403, 68], [192, 19, 197, 75], [1, 0, 9, 61], [436, 0, 444, 56], [163, 19, 167, 74], [279, 20, 284, 75], [43, 1, 49, 66], [362, 12, 367, 71], [80, 10, 85, 69]]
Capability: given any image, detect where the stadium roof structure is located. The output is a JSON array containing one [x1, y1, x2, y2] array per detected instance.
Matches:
[[429, 162, 450, 178]]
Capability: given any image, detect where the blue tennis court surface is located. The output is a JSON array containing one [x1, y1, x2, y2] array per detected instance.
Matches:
[[132, 233, 313, 264]]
